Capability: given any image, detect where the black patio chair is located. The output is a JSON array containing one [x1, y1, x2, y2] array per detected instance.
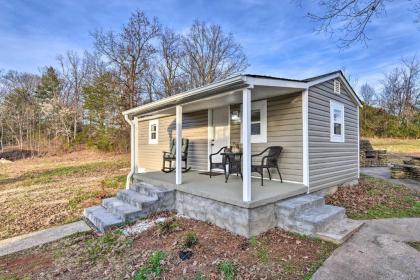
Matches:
[[208, 146, 228, 178], [251, 146, 283, 186], [161, 138, 191, 173]]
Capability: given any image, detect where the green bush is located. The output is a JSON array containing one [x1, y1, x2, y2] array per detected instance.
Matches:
[[157, 217, 179, 235], [181, 231, 198, 249]]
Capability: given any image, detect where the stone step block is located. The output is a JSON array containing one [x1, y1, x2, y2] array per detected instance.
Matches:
[[83, 206, 124, 232], [295, 205, 346, 234], [117, 189, 158, 209], [276, 195, 325, 229], [102, 197, 144, 222], [316, 218, 364, 244]]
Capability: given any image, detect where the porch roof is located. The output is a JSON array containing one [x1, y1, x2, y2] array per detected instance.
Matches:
[[135, 171, 308, 208], [122, 70, 362, 119]]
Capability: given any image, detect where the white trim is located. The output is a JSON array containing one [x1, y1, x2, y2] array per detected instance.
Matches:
[[244, 76, 307, 89], [302, 89, 309, 191], [330, 100, 345, 143], [134, 116, 139, 171], [176, 106, 182, 185], [227, 105, 231, 147], [240, 99, 268, 144], [357, 106, 360, 178], [207, 109, 213, 171], [148, 119, 159, 144], [242, 88, 252, 202]]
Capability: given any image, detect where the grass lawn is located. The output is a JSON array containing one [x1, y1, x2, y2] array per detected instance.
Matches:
[[367, 138, 420, 155], [0, 150, 129, 240], [327, 175, 420, 220], [0, 214, 337, 280]]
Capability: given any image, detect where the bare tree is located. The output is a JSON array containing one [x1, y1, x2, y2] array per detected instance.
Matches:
[[304, 0, 420, 47], [380, 56, 420, 119], [182, 21, 248, 88], [360, 83, 377, 105], [158, 28, 186, 97], [91, 10, 161, 109], [57, 51, 89, 140]]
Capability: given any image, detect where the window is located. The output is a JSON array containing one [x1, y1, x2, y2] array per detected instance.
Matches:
[[241, 99, 267, 143], [330, 101, 344, 142], [334, 79, 341, 94], [148, 119, 159, 144]]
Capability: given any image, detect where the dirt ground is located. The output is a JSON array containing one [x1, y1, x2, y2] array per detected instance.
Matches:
[[0, 214, 337, 280], [0, 150, 129, 240]]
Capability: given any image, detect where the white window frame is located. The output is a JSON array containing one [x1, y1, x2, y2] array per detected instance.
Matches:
[[240, 99, 267, 143], [334, 79, 341, 94], [148, 119, 159, 144], [330, 100, 345, 143]]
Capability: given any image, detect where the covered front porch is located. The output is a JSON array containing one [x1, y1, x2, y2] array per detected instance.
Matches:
[[126, 74, 310, 204], [135, 171, 307, 208]]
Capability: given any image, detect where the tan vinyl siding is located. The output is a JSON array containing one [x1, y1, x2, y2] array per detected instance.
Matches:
[[230, 92, 303, 183], [308, 79, 359, 192], [138, 110, 208, 171]]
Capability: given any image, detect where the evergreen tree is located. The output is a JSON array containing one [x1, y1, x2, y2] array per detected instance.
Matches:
[[36, 67, 61, 101]]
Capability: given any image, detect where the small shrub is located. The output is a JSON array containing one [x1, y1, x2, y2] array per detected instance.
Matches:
[[134, 250, 167, 280], [157, 217, 179, 235], [218, 260, 236, 280], [181, 231, 198, 249]]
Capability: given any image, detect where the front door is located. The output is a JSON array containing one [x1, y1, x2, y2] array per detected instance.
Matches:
[[210, 106, 230, 164]]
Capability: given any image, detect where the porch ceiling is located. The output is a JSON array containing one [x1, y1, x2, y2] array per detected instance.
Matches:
[[139, 85, 303, 118], [136, 171, 307, 208]]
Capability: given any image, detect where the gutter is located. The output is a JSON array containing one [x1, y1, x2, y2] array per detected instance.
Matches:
[[124, 114, 135, 189]]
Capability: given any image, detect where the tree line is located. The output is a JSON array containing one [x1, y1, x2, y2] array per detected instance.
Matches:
[[0, 10, 248, 154], [359, 57, 420, 138], [0, 9, 418, 156]]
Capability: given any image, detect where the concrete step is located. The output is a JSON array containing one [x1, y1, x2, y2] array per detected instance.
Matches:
[[117, 189, 158, 209], [276, 195, 325, 230], [277, 195, 325, 217], [130, 181, 172, 198], [102, 197, 144, 222], [316, 218, 364, 244], [83, 205, 124, 232], [296, 205, 346, 233]]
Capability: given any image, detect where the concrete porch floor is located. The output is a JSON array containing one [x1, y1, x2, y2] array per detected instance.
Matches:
[[135, 171, 308, 208]]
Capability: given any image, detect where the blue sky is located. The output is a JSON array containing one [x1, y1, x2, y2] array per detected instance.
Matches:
[[0, 0, 419, 92]]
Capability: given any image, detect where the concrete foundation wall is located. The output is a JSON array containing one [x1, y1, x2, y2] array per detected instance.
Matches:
[[176, 191, 276, 237]]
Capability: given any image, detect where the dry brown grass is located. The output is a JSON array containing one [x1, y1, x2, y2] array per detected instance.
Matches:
[[0, 150, 129, 240]]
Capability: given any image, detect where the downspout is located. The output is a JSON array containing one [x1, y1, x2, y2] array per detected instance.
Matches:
[[124, 114, 136, 189]]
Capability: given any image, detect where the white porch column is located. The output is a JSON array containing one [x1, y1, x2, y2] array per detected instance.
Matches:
[[302, 89, 309, 192], [176, 105, 183, 185], [242, 88, 252, 202]]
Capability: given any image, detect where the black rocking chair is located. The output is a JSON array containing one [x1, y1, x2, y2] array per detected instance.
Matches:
[[161, 138, 191, 173], [208, 146, 228, 178], [251, 146, 283, 186]]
